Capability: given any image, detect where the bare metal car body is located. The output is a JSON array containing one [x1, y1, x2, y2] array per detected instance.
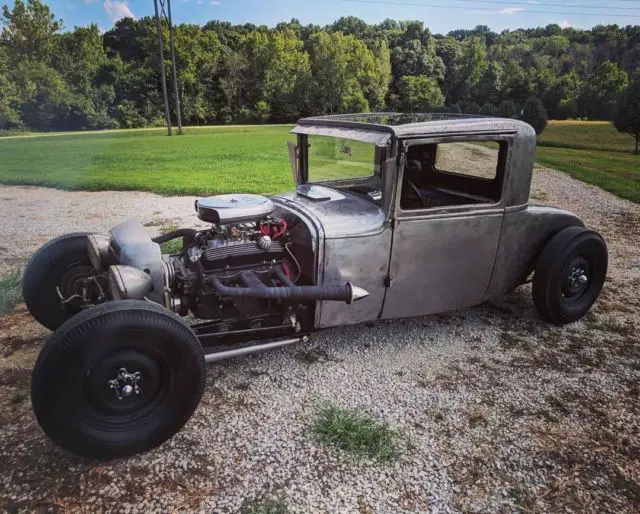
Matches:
[[282, 113, 583, 328]]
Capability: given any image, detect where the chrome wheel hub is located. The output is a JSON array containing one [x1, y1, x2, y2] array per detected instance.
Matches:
[[108, 368, 142, 400], [567, 266, 588, 292]]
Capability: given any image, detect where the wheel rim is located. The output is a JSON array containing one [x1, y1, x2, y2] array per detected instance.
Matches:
[[561, 256, 591, 302], [83, 330, 174, 428]]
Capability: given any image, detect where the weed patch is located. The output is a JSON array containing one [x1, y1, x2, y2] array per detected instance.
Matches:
[[312, 405, 399, 462], [0, 273, 22, 314]]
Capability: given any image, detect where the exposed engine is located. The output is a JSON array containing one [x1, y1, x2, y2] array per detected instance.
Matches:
[[86, 194, 368, 334], [165, 215, 299, 320]]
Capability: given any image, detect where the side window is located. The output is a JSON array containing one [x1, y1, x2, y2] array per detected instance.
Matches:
[[435, 141, 500, 180], [400, 140, 507, 210]]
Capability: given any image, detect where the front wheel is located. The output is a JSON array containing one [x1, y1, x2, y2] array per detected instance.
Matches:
[[532, 227, 607, 325], [31, 300, 206, 459], [23, 232, 96, 330]]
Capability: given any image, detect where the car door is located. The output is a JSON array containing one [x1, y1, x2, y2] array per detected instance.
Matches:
[[381, 136, 508, 319]]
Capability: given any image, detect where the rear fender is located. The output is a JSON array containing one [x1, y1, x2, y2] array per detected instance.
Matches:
[[484, 205, 585, 300]]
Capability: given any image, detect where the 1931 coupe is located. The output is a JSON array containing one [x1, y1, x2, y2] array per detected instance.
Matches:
[[23, 113, 607, 458]]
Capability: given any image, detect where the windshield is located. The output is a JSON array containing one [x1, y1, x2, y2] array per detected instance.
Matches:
[[307, 135, 379, 183]]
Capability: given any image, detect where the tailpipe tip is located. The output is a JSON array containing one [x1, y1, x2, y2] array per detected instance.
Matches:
[[347, 283, 370, 303]]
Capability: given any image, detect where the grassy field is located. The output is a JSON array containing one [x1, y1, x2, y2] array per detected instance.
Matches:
[[536, 121, 639, 204], [539, 120, 636, 154], [0, 121, 638, 202], [0, 125, 296, 195]]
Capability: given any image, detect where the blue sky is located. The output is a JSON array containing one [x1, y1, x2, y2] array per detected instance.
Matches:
[[45, 0, 640, 34]]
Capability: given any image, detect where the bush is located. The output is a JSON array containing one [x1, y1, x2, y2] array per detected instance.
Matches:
[[479, 103, 496, 116], [497, 99, 517, 119], [521, 96, 548, 135], [613, 78, 640, 154]]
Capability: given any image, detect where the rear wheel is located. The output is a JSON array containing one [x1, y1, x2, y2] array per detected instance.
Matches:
[[31, 300, 206, 459], [22, 232, 98, 330], [532, 227, 607, 325]]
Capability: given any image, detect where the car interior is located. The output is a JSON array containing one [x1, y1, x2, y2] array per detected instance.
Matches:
[[400, 142, 507, 210]]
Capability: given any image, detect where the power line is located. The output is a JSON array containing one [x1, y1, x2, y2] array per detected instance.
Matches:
[[380, 0, 640, 10], [343, 0, 640, 17]]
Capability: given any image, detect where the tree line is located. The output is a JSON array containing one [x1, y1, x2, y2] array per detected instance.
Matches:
[[1, 0, 640, 135]]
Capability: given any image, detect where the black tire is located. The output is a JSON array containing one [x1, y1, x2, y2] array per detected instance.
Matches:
[[532, 227, 607, 325], [23, 232, 93, 330], [31, 300, 206, 460]]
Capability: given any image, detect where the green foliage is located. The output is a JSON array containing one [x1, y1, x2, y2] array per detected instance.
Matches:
[[312, 405, 400, 462], [521, 96, 548, 135], [578, 61, 629, 121], [1, 4, 640, 130], [0, 273, 22, 314], [398, 75, 444, 111], [613, 78, 640, 154], [497, 99, 517, 118]]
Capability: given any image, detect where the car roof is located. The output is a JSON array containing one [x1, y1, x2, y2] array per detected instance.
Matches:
[[294, 112, 534, 141]]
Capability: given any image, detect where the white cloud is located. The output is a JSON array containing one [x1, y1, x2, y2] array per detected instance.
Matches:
[[525, 0, 540, 4], [561, 20, 572, 28], [83, 0, 99, 4], [104, 1, 135, 22], [498, 7, 525, 14], [196, 0, 203, 4], [210, 0, 220, 4]]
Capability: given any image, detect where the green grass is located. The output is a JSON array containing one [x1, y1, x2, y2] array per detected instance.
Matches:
[[312, 405, 400, 462], [0, 273, 23, 314], [539, 120, 637, 154], [535, 146, 640, 204], [0, 125, 296, 196]]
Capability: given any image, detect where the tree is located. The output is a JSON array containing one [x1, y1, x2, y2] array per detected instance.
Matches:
[[578, 61, 629, 120], [521, 96, 548, 135], [0, 0, 62, 64], [398, 75, 444, 111], [613, 78, 640, 154], [497, 99, 517, 118]]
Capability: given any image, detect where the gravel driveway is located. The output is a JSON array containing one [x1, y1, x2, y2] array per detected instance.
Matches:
[[0, 166, 638, 513]]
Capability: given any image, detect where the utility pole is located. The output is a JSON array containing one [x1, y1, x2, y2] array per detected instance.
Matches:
[[153, 0, 183, 135], [153, 0, 172, 136], [166, 0, 183, 134]]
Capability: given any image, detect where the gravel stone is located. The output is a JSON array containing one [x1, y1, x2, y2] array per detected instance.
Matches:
[[0, 164, 638, 512]]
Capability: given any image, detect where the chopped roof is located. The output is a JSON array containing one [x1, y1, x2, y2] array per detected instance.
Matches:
[[295, 112, 534, 141]]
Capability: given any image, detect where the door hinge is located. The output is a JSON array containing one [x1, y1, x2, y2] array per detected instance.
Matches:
[[384, 275, 393, 288]]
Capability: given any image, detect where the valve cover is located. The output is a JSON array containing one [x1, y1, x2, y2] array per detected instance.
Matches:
[[195, 194, 275, 224]]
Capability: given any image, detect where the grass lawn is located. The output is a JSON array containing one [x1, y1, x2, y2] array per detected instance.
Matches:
[[535, 120, 640, 204], [539, 120, 637, 154], [0, 121, 638, 203], [0, 125, 296, 196], [535, 146, 640, 204]]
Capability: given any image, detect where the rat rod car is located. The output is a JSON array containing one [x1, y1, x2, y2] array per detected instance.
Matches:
[[23, 113, 607, 459]]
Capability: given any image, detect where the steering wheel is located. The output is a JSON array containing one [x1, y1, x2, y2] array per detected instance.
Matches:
[[406, 179, 426, 208]]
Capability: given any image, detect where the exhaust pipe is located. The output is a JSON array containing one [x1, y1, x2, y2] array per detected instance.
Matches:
[[204, 336, 308, 363], [210, 271, 369, 304]]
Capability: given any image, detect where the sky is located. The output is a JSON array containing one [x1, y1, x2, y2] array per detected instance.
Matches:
[[45, 0, 640, 34]]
